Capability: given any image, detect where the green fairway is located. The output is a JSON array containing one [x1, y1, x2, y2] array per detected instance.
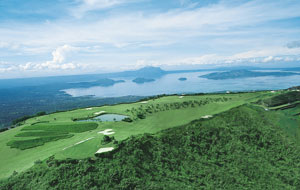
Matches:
[[0, 91, 292, 179]]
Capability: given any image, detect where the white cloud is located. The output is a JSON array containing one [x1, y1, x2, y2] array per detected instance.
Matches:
[[262, 56, 273, 63], [51, 45, 78, 64], [71, 0, 135, 18], [18, 45, 81, 71], [1, 0, 300, 77]]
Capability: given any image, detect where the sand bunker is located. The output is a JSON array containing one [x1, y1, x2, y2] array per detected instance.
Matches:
[[94, 111, 106, 115], [201, 115, 213, 119], [98, 129, 115, 135], [140, 101, 148, 104], [86, 108, 93, 110], [179, 96, 184, 99], [95, 147, 114, 154]]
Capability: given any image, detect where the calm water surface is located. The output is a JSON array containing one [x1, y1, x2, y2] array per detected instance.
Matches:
[[63, 71, 300, 97]]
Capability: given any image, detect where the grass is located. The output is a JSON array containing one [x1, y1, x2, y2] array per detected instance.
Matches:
[[22, 122, 98, 133], [0, 91, 285, 179], [7, 134, 74, 150], [6, 122, 98, 150], [15, 131, 67, 137], [2, 104, 299, 189]]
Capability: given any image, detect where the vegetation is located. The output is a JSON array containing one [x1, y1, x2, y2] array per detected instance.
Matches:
[[127, 98, 231, 119], [260, 91, 300, 107], [122, 117, 133, 122], [1, 105, 299, 189]]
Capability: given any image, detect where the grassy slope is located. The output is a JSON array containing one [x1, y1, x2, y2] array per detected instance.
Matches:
[[0, 91, 278, 179], [1, 105, 299, 189]]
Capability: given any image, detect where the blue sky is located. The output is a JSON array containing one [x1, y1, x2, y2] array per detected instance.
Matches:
[[0, 0, 300, 78]]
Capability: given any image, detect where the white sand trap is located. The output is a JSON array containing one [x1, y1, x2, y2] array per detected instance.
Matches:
[[96, 147, 114, 154], [140, 101, 148, 104], [94, 111, 106, 115], [98, 129, 115, 135], [179, 96, 184, 99], [86, 108, 93, 110], [201, 115, 213, 119], [270, 91, 275, 93]]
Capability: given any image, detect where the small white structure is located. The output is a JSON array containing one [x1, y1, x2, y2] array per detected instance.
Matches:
[[95, 147, 114, 154]]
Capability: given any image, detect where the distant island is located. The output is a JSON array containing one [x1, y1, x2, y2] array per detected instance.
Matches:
[[200, 69, 300, 80], [178, 77, 187, 81], [70, 79, 125, 88], [132, 78, 155, 84]]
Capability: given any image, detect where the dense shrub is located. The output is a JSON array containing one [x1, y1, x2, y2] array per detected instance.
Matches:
[[261, 91, 300, 107]]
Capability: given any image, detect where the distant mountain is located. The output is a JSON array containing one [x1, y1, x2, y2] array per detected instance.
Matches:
[[200, 69, 300, 80], [116, 66, 166, 78], [132, 77, 155, 84], [0, 67, 166, 89]]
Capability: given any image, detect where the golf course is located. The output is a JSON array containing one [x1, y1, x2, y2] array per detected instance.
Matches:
[[0, 89, 299, 189]]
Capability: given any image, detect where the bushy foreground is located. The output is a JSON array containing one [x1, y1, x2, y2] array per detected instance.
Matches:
[[1, 105, 299, 190]]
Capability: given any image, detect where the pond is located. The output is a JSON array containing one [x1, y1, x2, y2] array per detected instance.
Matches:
[[78, 114, 129, 122]]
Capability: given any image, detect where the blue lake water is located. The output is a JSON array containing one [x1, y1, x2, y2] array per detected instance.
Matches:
[[63, 71, 300, 98]]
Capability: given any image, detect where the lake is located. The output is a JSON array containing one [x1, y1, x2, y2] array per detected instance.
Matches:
[[63, 71, 300, 98]]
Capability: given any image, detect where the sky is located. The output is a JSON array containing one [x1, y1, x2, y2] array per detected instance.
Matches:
[[0, 0, 300, 79]]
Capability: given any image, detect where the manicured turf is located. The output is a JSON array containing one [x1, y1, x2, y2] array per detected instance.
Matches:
[[15, 131, 67, 137], [0, 91, 288, 179], [22, 122, 98, 133], [7, 134, 74, 150]]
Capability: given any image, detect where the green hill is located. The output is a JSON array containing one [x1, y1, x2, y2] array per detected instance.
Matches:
[[0, 89, 299, 189], [1, 105, 299, 189]]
